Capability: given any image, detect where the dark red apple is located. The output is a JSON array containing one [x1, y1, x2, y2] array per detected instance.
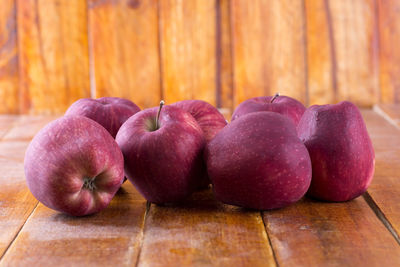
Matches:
[[205, 111, 312, 210], [231, 93, 306, 126], [171, 100, 227, 142], [115, 101, 206, 204], [65, 97, 140, 138], [297, 101, 375, 202], [171, 100, 227, 189], [24, 115, 124, 216]]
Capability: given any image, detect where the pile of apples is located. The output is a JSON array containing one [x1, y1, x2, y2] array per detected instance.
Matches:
[[24, 94, 375, 216]]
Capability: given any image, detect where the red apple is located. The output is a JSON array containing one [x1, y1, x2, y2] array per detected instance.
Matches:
[[24, 115, 124, 216], [116, 101, 206, 203], [297, 101, 375, 201], [231, 93, 306, 126], [65, 97, 140, 138], [171, 100, 227, 188], [205, 111, 312, 210], [171, 100, 227, 142]]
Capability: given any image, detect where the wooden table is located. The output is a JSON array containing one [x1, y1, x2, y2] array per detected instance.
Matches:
[[0, 105, 400, 267]]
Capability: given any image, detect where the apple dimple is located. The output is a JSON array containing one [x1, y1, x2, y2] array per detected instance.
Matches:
[[82, 177, 96, 191], [24, 115, 124, 216]]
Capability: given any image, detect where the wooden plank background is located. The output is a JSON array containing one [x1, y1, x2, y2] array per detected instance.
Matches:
[[1, 0, 400, 114]]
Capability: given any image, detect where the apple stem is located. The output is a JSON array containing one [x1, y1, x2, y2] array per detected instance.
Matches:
[[156, 100, 165, 129], [270, 93, 280, 103]]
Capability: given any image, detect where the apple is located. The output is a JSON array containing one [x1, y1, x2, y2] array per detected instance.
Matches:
[[205, 111, 312, 210], [171, 100, 227, 142], [231, 93, 306, 126], [171, 100, 227, 188], [24, 115, 124, 216], [65, 97, 140, 138], [297, 101, 375, 201], [116, 101, 206, 204]]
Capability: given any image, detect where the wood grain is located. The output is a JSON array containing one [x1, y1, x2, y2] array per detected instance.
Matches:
[[2, 115, 57, 141], [0, 116, 54, 259], [327, 0, 379, 107], [0, 116, 18, 139], [305, 0, 335, 105], [0, 141, 27, 163], [362, 109, 400, 239], [159, 0, 217, 105], [0, 156, 37, 259], [137, 189, 276, 267], [0, 183, 147, 266], [263, 197, 400, 266], [231, 0, 307, 107], [17, 0, 90, 114], [88, 0, 161, 109], [217, 0, 233, 110], [0, 0, 19, 114], [377, 0, 400, 103], [374, 104, 400, 128]]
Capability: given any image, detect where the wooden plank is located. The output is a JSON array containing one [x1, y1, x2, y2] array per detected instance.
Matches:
[[374, 104, 400, 128], [377, 0, 400, 103], [159, 0, 217, 105], [0, 116, 18, 138], [137, 189, 276, 267], [263, 197, 400, 266], [2, 115, 58, 141], [0, 140, 30, 162], [88, 0, 160, 109], [362, 109, 400, 238], [304, 0, 335, 105], [0, 183, 147, 266], [327, 0, 379, 107], [0, 116, 55, 259], [0, 0, 19, 114], [231, 0, 307, 106], [0, 157, 37, 259], [217, 0, 233, 110], [17, 0, 90, 114]]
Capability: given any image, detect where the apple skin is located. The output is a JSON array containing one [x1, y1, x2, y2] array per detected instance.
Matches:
[[115, 105, 206, 204], [24, 115, 124, 216], [171, 100, 227, 188], [205, 111, 312, 210], [65, 97, 140, 138], [171, 100, 227, 142], [297, 101, 375, 202], [231, 95, 306, 126]]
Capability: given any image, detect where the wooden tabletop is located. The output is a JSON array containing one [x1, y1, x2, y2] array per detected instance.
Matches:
[[0, 105, 400, 267]]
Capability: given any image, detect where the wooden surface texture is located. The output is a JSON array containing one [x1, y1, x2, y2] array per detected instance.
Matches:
[[17, 0, 91, 114], [0, 0, 400, 114], [0, 106, 399, 266], [88, 0, 161, 108]]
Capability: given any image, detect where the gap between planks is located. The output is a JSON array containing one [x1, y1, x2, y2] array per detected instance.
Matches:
[[0, 117, 22, 261], [134, 201, 151, 267], [0, 115, 56, 262], [363, 192, 400, 245], [0, 117, 18, 140], [373, 104, 400, 130], [366, 106, 400, 244], [261, 212, 279, 267], [0, 202, 39, 261]]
